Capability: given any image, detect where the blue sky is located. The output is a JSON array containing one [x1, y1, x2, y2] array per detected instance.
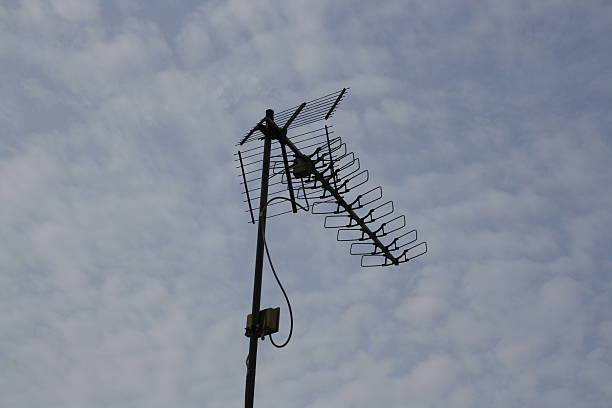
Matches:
[[1, 1, 612, 407]]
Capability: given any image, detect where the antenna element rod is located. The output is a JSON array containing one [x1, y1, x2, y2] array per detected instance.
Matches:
[[238, 150, 256, 224]]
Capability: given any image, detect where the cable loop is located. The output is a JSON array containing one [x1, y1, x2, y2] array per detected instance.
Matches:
[[261, 196, 299, 348]]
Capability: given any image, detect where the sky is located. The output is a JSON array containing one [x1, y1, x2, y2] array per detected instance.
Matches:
[[1, 0, 612, 407]]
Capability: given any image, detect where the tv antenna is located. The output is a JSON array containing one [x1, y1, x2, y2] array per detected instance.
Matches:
[[235, 88, 427, 408]]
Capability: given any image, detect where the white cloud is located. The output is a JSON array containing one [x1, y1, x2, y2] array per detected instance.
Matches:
[[1, 0, 611, 407], [49, 0, 99, 21]]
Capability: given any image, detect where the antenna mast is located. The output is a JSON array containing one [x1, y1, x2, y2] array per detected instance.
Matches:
[[236, 89, 427, 408]]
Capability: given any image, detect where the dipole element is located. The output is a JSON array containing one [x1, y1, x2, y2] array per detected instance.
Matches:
[[244, 109, 274, 408]]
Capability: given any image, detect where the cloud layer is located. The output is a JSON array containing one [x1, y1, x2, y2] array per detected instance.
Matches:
[[2, 1, 612, 407]]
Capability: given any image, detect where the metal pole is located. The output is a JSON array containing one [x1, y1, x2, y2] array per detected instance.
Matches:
[[245, 109, 274, 408]]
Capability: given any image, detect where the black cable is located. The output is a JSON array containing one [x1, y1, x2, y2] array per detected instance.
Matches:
[[263, 234, 292, 348], [260, 196, 308, 348]]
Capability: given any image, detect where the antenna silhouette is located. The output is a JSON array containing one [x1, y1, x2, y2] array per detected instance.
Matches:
[[235, 88, 427, 408]]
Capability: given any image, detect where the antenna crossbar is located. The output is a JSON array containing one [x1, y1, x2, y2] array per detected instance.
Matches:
[[280, 133, 399, 265]]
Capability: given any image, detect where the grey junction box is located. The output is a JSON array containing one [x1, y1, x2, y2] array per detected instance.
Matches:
[[245, 307, 280, 338]]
